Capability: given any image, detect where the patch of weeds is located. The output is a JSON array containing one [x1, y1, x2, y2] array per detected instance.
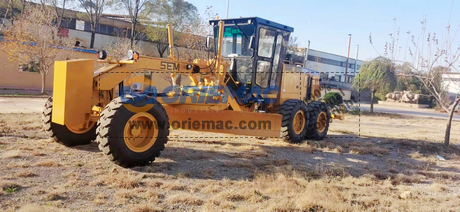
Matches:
[[176, 172, 191, 178], [254, 190, 270, 201], [3, 184, 20, 195], [44, 191, 66, 201]]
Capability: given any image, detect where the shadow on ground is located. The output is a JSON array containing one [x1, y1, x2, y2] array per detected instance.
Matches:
[[68, 132, 460, 182]]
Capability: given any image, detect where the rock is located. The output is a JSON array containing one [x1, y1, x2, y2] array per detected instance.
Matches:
[[400, 191, 411, 199]]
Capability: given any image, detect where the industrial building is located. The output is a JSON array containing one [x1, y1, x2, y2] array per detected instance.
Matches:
[[286, 47, 364, 91]]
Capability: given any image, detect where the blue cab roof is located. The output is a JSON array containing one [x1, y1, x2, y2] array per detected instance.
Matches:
[[209, 17, 294, 33]]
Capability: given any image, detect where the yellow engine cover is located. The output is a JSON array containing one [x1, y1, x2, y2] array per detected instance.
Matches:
[[52, 59, 94, 127]]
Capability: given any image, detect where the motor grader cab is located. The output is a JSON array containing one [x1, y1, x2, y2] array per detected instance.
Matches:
[[42, 17, 341, 167]]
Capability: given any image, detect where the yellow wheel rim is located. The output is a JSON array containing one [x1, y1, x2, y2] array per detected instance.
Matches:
[[123, 112, 158, 153], [67, 121, 96, 134], [317, 111, 327, 133], [293, 110, 306, 135]]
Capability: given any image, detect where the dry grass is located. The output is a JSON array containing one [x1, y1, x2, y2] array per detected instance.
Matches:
[[408, 151, 421, 158], [165, 193, 204, 206], [16, 170, 37, 178], [2, 150, 23, 158], [33, 159, 61, 167], [130, 203, 162, 212], [392, 173, 423, 185], [348, 142, 390, 156], [92, 171, 143, 189], [1, 112, 460, 211], [17, 204, 63, 212], [160, 181, 188, 191], [43, 190, 67, 201], [93, 193, 107, 205]]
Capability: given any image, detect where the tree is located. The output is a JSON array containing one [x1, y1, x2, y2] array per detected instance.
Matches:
[[47, 0, 68, 33], [1, 6, 75, 94], [288, 36, 299, 48], [111, 0, 152, 48], [352, 57, 396, 113], [104, 36, 142, 60], [145, 0, 199, 58], [376, 15, 460, 146], [0, 0, 27, 25], [77, 0, 105, 49]]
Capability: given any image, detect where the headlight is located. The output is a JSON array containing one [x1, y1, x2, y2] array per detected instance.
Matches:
[[128, 50, 140, 60], [98, 50, 107, 60]]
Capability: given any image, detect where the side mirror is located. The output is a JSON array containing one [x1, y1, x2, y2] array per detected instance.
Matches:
[[249, 35, 256, 51], [205, 35, 213, 50]]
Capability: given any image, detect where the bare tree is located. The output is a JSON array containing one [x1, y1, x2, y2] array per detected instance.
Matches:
[[288, 36, 299, 48], [375, 16, 460, 145], [1, 6, 75, 94], [145, 0, 199, 58], [77, 0, 105, 49], [104, 36, 142, 60], [0, 0, 27, 26], [48, 0, 68, 33], [110, 0, 152, 48]]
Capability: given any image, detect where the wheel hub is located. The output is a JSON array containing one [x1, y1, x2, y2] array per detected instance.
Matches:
[[123, 112, 158, 153], [317, 111, 327, 133], [293, 110, 306, 135]]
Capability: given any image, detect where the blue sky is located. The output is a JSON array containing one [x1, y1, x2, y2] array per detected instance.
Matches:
[[187, 0, 460, 61]]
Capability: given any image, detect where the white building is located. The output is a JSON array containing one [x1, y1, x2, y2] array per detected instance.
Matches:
[[304, 49, 364, 83], [286, 48, 364, 86], [442, 72, 460, 97]]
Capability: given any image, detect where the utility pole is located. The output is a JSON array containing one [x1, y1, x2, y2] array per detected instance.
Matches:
[[226, 0, 229, 18], [344, 34, 352, 83], [303, 40, 310, 67], [354, 45, 359, 79]]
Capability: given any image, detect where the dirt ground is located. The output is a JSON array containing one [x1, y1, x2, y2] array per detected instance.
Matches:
[[1, 111, 460, 211]]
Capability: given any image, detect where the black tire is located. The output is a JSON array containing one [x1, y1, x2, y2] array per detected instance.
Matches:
[[278, 99, 309, 143], [305, 101, 330, 140], [42, 97, 96, 146], [96, 97, 169, 167]]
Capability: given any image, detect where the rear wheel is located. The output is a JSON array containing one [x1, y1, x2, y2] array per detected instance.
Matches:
[[96, 97, 169, 167], [278, 99, 309, 143], [306, 101, 330, 140], [42, 97, 96, 146]]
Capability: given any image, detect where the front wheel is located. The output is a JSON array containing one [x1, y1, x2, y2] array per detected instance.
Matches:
[[96, 97, 170, 167], [42, 97, 96, 146]]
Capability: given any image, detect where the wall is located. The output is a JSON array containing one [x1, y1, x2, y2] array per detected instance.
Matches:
[[0, 44, 188, 92], [68, 29, 160, 57], [0, 48, 99, 90]]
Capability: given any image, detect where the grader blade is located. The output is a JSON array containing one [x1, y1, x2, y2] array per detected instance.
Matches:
[[164, 106, 282, 138]]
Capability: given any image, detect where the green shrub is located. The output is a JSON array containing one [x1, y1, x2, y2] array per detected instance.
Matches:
[[323, 92, 343, 107], [373, 92, 386, 103]]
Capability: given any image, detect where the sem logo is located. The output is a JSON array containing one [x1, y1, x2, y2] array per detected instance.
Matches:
[[160, 61, 179, 71]]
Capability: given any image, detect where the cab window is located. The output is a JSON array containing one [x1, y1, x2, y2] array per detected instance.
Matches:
[[256, 60, 271, 88], [258, 28, 276, 58], [214, 25, 254, 57]]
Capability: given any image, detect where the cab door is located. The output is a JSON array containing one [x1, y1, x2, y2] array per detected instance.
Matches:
[[254, 27, 277, 89]]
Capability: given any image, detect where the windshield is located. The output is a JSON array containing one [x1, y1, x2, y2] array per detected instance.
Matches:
[[214, 23, 255, 57]]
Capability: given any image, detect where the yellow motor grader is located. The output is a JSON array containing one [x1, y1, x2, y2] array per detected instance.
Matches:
[[42, 17, 342, 167]]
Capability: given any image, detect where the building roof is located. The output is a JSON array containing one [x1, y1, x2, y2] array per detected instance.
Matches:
[[209, 17, 294, 33]]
